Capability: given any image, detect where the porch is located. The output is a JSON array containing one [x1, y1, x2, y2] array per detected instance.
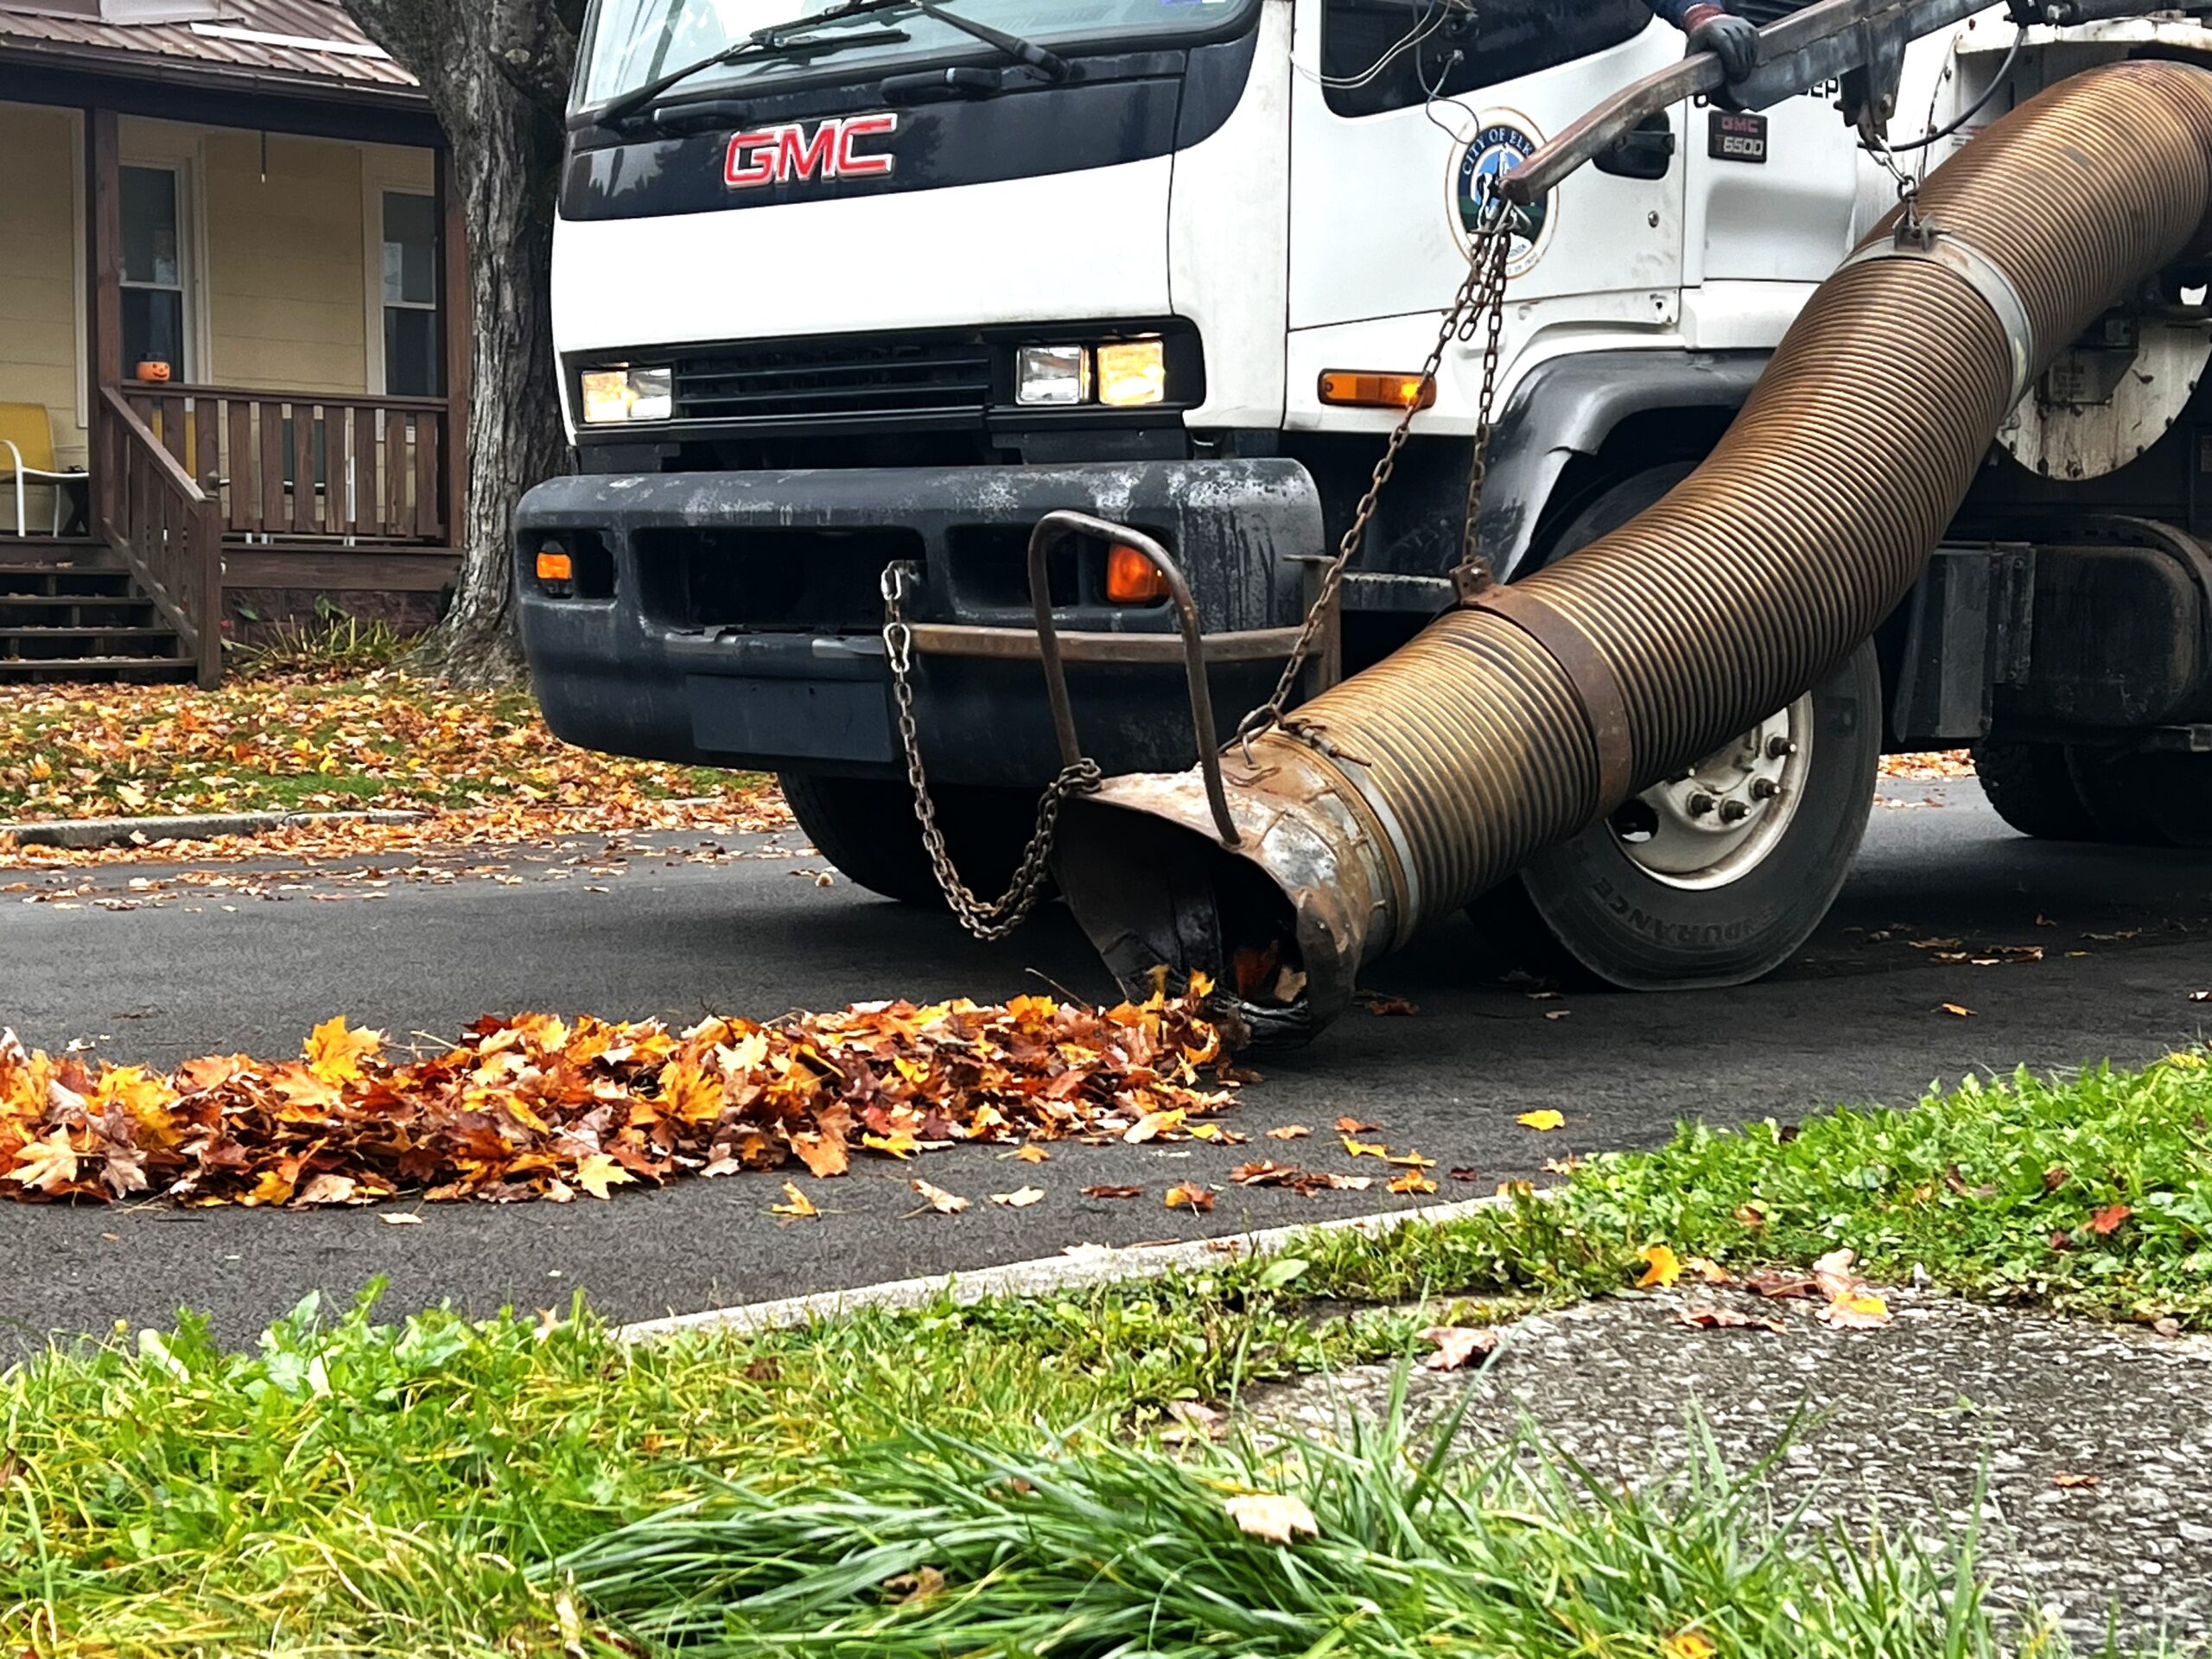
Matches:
[[0, 60, 465, 683]]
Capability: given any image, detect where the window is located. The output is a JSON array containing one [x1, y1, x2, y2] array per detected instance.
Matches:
[[380, 190, 440, 397], [1321, 0, 1650, 119], [120, 164, 189, 378]]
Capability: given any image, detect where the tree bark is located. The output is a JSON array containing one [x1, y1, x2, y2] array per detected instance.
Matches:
[[342, 0, 585, 687]]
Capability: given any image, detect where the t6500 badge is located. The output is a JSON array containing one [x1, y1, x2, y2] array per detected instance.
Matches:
[[726, 114, 899, 190]]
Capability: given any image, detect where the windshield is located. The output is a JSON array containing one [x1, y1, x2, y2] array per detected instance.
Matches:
[[576, 0, 1258, 111]]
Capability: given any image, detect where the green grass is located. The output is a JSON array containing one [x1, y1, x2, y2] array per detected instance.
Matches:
[[4, 1052, 2210, 1654], [564, 1398, 2131, 1659]]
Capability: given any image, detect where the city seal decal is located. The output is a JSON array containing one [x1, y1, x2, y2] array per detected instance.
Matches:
[[1455, 116, 1553, 276]]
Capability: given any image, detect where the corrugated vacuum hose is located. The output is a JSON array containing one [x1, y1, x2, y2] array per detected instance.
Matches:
[[1054, 60, 2212, 1042]]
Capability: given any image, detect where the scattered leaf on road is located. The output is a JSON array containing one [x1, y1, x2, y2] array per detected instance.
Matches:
[[1082, 1185, 1142, 1200], [1820, 1290, 1891, 1330], [772, 1181, 818, 1219], [1419, 1326, 1498, 1371], [2054, 1470, 2101, 1489], [1224, 1492, 1319, 1545], [1636, 1244, 1682, 1288], [1010, 1145, 1051, 1164], [990, 1186, 1046, 1209], [1678, 1304, 1787, 1334], [1387, 1170, 1437, 1196], [1265, 1125, 1312, 1141], [1341, 1136, 1388, 1159], [378, 1212, 425, 1228], [912, 1179, 969, 1215], [1165, 1183, 1215, 1213], [1940, 1003, 1975, 1017], [1334, 1116, 1379, 1135], [1516, 1110, 1566, 1132]]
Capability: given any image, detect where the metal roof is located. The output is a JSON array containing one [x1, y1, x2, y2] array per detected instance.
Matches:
[[0, 0, 423, 96]]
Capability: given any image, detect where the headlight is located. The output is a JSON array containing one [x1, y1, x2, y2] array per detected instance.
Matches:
[[581, 366, 674, 425], [1096, 339, 1167, 408], [1015, 345, 1091, 407]]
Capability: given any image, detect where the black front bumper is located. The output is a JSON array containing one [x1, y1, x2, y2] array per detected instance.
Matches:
[[515, 461, 1325, 788]]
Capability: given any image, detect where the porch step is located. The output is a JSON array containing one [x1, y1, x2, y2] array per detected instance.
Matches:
[[0, 554, 192, 683]]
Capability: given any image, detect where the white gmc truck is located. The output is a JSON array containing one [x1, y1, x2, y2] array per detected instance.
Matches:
[[519, 0, 2212, 995]]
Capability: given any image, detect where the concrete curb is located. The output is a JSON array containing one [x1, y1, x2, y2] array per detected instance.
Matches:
[[617, 1191, 1520, 1344], [0, 810, 427, 850]]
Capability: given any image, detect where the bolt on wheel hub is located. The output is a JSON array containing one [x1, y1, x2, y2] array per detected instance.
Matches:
[[1606, 696, 1813, 890]]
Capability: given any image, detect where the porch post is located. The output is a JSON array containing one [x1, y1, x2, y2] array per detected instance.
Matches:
[[436, 147, 469, 550], [87, 106, 122, 533]]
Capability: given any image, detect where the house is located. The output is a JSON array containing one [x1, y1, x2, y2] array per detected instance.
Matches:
[[0, 0, 464, 683]]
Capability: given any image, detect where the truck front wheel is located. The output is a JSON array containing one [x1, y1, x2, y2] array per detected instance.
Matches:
[[1472, 641, 1882, 990], [779, 773, 1036, 909]]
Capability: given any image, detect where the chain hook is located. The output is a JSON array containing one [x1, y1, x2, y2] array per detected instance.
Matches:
[[880, 557, 1100, 943]]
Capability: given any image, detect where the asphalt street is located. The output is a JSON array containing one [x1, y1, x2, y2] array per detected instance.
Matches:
[[5, 779, 2212, 1352]]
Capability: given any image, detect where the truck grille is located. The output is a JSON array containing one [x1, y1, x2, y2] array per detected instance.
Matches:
[[672, 334, 994, 429]]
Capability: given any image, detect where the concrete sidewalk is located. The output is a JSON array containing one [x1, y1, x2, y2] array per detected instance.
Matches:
[[1256, 1291, 2212, 1647]]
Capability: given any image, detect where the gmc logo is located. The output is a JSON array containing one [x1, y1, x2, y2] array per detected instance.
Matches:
[[725, 113, 899, 189]]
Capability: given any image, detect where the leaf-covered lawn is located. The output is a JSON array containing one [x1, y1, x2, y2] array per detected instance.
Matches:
[[0, 670, 781, 831], [5, 1051, 2209, 1654]]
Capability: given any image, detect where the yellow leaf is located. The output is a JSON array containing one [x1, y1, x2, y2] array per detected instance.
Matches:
[[1820, 1289, 1891, 1330], [1387, 1170, 1437, 1196], [575, 1154, 635, 1201], [1663, 1631, 1717, 1659], [1516, 1110, 1566, 1132], [8, 1129, 78, 1194], [1340, 1135, 1388, 1159], [912, 1178, 969, 1215], [1637, 1244, 1682, 1288], [772, 1180, 818, 1219], [1011, 1144, 1051, 1164], [864, 1130, 919, 1160], [1940, 1003, 1974, 1018], [303, 1015, 384, 1086], [1224, 1491, 1319, 1546]]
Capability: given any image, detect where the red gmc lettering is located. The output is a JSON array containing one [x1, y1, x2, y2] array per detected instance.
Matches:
[[832, 113, 899, 178], [724, 114, 899, 190]]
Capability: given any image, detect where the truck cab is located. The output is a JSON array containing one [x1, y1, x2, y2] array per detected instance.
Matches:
[[520, 0, 2212, 995]]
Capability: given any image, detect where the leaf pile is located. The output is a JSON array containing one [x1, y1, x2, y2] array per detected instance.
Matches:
[[0, 988, 1230, 1207], [0, 671, 789, 838]]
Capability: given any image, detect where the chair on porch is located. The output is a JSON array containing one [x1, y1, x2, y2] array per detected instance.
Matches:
[[0, 403, 84, 537]]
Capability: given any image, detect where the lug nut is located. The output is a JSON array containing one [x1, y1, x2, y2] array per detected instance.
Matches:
[[1719, 798, 1751, 823], [1688, 792, 1718, 817], [1765, 735, 1796, 760], [1751, 778, 1780, 800]]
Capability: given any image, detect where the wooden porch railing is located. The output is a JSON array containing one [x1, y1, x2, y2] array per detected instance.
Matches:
[[124, 385, 450, 547], [94, 385, 223, 688]]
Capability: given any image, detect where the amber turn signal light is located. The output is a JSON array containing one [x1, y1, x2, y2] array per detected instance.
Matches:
[[536, 548, 574, 584], [1319, 371, 1436, 410], [1106, 543, 1171, 604]]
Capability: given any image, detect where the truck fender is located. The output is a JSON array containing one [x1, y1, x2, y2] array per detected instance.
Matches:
[[1479, 348, 1770, 582]]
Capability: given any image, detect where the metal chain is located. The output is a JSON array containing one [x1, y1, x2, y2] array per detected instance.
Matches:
[[1233, 197, 1517, 753], [881, 563, 1102, 941]]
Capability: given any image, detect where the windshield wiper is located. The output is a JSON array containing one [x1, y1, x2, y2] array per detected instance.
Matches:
[[597, 20, 912, 126], [866, 1, 1070, 82]]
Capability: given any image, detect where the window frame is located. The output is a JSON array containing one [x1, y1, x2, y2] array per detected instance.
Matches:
[[115, 154, 203, 383], [359, 149, 443, 399], [1315, 0, 1652, 121]]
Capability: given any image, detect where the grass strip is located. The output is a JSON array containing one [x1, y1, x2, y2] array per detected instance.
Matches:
[[2, 1051, 2207, 1654]]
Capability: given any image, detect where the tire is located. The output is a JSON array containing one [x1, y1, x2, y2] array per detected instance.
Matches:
[[1469, 461, 1878, 989], [1474, 641, 1883, 989], [1974, 740, 2101, 841], [779, 772, 1040, 907], [2064, 748, 2212, 848]]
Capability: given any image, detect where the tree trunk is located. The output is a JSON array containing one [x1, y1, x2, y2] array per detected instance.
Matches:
[[342, 0, 582, 688]]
